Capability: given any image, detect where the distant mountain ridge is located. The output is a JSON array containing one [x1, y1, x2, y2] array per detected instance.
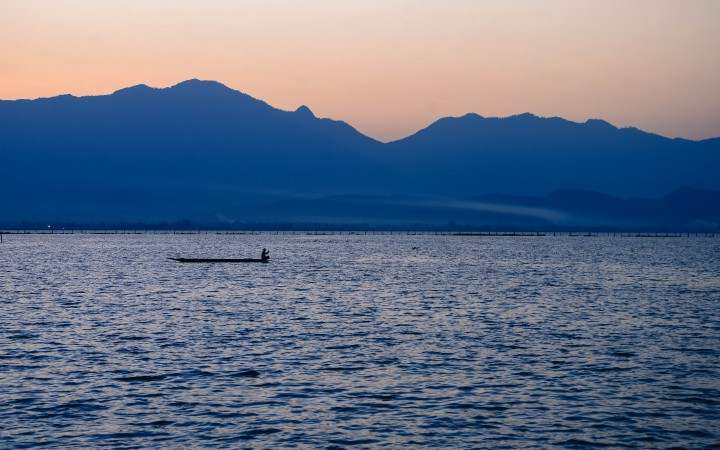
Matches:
[[1, 79, 718, 228], [386, 111, 719, 196]]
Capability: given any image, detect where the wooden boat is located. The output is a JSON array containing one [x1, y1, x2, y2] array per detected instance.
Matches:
[[169, 257, 269, 263]]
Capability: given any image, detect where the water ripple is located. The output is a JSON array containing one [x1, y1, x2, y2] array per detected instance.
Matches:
[[1, 234, 719, 448]]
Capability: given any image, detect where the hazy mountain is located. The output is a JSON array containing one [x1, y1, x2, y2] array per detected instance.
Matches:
[[385, 113, 720, 197], [1, 79, 718, 228], [1, 80, 388, 222], [2, 79, 383, 187]]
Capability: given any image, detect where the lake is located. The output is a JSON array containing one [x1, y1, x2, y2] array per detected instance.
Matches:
[[1, 234, 719, 448]]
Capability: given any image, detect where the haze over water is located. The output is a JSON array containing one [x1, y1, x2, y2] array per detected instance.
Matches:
[[1, 234, 719, 448]]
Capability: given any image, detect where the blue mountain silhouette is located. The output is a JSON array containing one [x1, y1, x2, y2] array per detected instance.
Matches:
[[386, 113, 719, 197], [1, 79, 718, 228]]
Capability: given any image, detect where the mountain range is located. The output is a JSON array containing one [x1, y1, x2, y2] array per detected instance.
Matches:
[[1, 79, 719, 230]]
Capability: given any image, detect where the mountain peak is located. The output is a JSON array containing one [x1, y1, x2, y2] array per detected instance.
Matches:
[[170, 79, 233, 92], [111, 79, 236, 97], [585, 118, 616, 130], [458, 112, 484, 121], [112, 84, 154, 96], [295, 105, 315, 118], [510, 112, 539, 120]]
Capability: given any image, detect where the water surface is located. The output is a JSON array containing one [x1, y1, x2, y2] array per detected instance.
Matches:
[[1, 234, 719, 448]]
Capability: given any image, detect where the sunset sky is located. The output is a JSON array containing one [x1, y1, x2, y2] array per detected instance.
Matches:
[[2, 0, 719, 142]]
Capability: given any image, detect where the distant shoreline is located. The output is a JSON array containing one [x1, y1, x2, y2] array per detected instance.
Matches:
[[0, 228, 716, 237]]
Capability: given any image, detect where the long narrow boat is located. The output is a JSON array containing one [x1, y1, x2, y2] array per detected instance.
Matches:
[[169, 257, 269, 263]]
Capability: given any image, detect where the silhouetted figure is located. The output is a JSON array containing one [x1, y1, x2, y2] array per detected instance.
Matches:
[[261, 248, 270, 262]]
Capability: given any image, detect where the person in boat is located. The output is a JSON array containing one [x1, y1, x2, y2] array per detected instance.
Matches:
[[261, 248, 270, 262]]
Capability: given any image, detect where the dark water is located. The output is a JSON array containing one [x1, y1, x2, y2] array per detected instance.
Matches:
[[1, 234, 719, 449]]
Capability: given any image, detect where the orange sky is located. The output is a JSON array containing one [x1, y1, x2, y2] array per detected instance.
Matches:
[[1, 0, 719, 141]]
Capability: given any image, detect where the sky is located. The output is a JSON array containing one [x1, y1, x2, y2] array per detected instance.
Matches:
[[1, 0, 719, 142]]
